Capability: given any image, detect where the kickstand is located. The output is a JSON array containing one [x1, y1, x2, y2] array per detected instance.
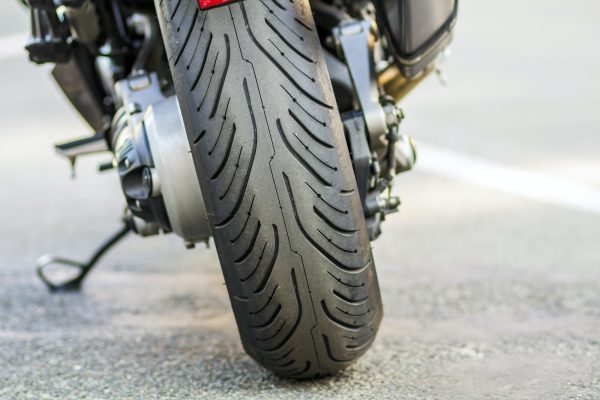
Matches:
[[36, 222, 132, 292]]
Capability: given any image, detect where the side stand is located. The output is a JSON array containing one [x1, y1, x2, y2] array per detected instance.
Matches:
[[36, 222, 132, 292]]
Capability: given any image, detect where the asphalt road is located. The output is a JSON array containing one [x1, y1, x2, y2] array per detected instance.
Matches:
[[1, 1, 600, 399]]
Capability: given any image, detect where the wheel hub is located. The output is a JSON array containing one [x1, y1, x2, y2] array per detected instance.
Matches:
[[111, 72, 210, 244]]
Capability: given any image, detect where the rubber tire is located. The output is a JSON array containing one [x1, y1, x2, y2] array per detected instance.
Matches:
[[155, 0, 383, 378]]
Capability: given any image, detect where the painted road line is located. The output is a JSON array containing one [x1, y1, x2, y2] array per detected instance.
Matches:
[[407, 142, 600, 215]]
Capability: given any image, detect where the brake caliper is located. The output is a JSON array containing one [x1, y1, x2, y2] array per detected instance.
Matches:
[[334, 19, 417, 240]]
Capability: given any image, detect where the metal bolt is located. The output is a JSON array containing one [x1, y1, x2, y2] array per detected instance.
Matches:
[[142, 168, 153, 198], [141, 167, 161, 198], [383, 104, 404, 128]]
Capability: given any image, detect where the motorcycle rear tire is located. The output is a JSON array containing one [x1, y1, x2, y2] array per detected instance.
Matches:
[[155, 0, 383, 378]]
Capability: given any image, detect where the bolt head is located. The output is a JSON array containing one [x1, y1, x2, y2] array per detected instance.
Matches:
[[142, 168, 153, 198]]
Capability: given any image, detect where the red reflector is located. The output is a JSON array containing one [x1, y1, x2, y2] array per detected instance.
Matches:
[[198, 0, 238, 10]]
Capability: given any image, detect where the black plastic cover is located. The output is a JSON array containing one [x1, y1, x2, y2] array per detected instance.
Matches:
[[52, 45, 110, 131], [375, 0, 458, 78]]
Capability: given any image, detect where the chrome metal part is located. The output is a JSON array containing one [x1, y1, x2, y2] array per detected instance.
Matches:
[[144, 97, 210, 243], [111, 71, 209, 243], [395, 134, 417, 173]]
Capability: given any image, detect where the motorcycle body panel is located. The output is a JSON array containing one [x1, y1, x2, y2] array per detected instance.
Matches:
[[374, 0, 458, 78]]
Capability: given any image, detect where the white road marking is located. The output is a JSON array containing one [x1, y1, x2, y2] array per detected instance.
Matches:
[[0, 33, 26, 61], [409, 142, 600, 215]]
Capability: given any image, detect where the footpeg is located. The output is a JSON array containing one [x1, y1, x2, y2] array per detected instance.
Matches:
[[54, 130, 109, 177], [36, 222, 131, 292]]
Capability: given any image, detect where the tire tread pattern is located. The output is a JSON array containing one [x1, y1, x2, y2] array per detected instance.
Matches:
[[155, 0, 383, 378]]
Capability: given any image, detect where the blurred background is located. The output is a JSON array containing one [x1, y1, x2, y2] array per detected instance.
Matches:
[[1, 0, 599, 398]]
